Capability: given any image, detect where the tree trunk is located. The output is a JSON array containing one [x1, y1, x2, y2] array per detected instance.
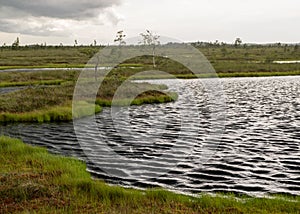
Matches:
[[95, 64, 98, 81], [152, 46, 156, 68]]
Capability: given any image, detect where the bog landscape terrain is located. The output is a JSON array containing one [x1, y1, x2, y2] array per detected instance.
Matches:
[[0, 42, 300, 213]]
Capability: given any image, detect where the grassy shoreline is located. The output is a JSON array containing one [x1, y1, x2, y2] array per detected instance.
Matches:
[[0, 80, 65, 88], [0, 69, 178, 123], [0, 136, 299, 213], [129, 70, 300, 80], [0, 94, 177, 123], [1, 65, 299, 79], [0, 64, 86, 70], [0, 102, 102, 123]]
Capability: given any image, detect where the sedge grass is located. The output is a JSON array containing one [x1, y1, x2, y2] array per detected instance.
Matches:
[[129, 70, 300, 80], [0, 102, 102, 123], [0, 80, 65, 87], [96, 92, 178, 107]]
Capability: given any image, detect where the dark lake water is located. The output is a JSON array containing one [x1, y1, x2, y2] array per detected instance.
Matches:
[[1, 76, 299, 196], [0, 86, 26, 95]]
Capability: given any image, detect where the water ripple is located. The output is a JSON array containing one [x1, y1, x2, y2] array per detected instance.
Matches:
[[1, 76, 299, 196]]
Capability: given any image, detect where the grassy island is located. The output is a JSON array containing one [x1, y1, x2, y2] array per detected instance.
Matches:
[[0, 69, 177, 123]]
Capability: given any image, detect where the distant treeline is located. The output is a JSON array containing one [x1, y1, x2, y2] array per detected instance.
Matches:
[[191, 41, 300, 49], [1, 36, 299, 50], [0, 44, 105, 50]]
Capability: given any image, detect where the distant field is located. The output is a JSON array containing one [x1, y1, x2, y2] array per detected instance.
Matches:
[[0, 44, 299, 74], [0, 46, 96, 67]]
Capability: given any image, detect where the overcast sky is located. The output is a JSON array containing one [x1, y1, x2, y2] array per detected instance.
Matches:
[[0, 0, 299, 45]]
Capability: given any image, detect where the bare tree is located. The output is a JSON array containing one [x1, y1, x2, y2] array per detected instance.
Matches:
[[94, 54, 100, 81], [140, 30, 160, 68], [234, 38, 242, 47], [12, 37, 20, 49], [114, 30, 126, 46]]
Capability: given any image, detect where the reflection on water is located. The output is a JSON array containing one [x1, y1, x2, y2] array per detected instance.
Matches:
[[273, 60, 300, 64], [0, 86, 26, 95], [1, 76, 299, 196]]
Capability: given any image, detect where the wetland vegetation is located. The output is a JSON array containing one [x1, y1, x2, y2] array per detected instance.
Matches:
[[0, 42, 299, 74], [0, 42, 299, 213]]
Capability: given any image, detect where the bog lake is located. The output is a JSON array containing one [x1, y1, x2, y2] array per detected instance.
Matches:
[[1, 75, 299, 196]]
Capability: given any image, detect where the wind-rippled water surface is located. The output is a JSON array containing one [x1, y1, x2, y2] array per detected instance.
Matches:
[[1, 76, 299, 196]]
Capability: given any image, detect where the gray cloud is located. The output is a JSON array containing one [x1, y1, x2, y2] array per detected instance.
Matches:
[[0, 18, 72, 37], [0, 0, 122, 36], [0, 0, 121, 19]]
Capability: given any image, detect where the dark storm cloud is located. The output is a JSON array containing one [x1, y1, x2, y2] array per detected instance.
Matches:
[[0, 0, 121, 19], [0, 0, 122, 36]]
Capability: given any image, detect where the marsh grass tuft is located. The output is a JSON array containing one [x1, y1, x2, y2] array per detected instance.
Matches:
[[0, 80, 65, 87], [0, 102, 102, 123]]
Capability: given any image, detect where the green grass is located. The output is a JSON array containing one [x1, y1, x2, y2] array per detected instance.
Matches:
[[96, 92, 178, 107], [0, 64, 86, 70], [0, 71, 177, 123], [0, 136, 299, 213], [0, 102, 102, 123], [1, 45, 299, 75], [0, 80, 65, 87], [128, 70, 300, 80], [0, 46, 99, 66], [0, 86, 74, 113], [0, 69, 79, 83]]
